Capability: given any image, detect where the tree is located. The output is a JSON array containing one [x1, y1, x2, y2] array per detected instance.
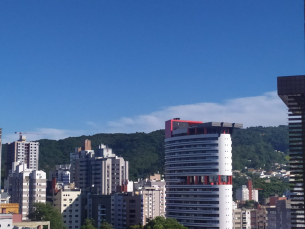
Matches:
[[143, 217, 188, 229], [129, 225, 143, 229], [99, 220, 114, 229], [81, 218, 96, 229], [27, 202, 65, 229]]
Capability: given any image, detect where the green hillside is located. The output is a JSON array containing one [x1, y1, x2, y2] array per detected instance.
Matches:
[[1, 125, 289, 180]]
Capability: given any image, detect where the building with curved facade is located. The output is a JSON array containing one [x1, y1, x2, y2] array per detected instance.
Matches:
[[165, 119, 242, 229]]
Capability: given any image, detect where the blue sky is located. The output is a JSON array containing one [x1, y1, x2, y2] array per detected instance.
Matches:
[[0, 0, 304, 142]]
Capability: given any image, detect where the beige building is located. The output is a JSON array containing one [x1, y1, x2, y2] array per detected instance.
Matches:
[[134, 177, 166, 218], [141, 187, 161, 224], [53, 187, 81, 229]]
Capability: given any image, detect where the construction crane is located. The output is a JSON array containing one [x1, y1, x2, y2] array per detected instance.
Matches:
[[15, 132, 46, 139]]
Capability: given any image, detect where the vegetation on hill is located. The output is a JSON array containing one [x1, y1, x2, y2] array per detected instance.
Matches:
[[233, 173, 289, 201], [1, 125, 289, 182]]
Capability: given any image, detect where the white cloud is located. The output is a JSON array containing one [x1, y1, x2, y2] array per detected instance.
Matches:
[[1, 91, 287, 143], [2, 128, 86, 143], [106, 91, 287, 133]]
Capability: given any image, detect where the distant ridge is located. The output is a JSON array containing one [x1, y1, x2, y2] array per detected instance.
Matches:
[[1, 126, 288, 181]]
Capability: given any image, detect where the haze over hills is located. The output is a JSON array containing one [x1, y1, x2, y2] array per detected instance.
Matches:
[[1, 125, 288, 181]]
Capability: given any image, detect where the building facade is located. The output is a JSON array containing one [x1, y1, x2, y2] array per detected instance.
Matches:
[[6, 135, 39, 176], [73, 140, 129, 194], [53, 188, 82, 229], [165, 119, 242, 229], [7, 162, 46, 220], [266, 199, 291, 229], [49, 164, 71, 185], [87, 192, 143, 229], [278, 75, 305, 227], [236, 180, 258, 202], [232, 208, 267, 229]]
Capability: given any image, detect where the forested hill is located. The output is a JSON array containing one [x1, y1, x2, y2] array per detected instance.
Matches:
[[1, 125, 289, 180]]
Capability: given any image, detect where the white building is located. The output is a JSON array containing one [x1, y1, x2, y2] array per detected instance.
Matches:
[[165, 119, 242, 229], [236, 180, 259, 202], [53, 187, 81, 229], [6, 135, 39, 176], [6, 162, 46, 220], [0, 214, 13, 229]]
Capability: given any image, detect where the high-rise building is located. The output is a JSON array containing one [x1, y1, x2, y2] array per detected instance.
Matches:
[[70, 139, 94, 183], [6, 135, 39, 176], [266, 198, 291, 229], [165, 118, 242, 229], [278, 75, 305, 228], [6, 162, 46, 220], [72, 140, 129, 194]]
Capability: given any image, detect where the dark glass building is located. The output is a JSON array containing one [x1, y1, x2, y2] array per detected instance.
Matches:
[[278, 75, 305, 228]]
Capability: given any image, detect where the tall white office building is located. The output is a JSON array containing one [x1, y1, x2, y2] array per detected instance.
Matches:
[[165, 119, 242, 229]]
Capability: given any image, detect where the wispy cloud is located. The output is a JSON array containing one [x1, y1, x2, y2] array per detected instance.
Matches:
[[2, 128, 86, 143], [106, 91, 287, 133], [2, 91, 287, 143]]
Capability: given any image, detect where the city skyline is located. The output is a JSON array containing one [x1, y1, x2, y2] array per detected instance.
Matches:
[[1, 0, 303, 143]]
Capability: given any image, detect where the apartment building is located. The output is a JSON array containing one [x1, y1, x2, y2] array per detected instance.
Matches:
[[52, 187, 81, 229], [266, 199, 291, 229], [233, 207, 267, 229], [49, 164, 71, 185], [134, 177, 166, 218], [236, 180, 258, 202], [73, 140, 129, 194], [70, 139, 94, 183], [165, 119, 242, 229], [6, 135, 39, 176], [141, 187, 161, 224], [88, 192, 143, 229], [7, 162, 46, 220]]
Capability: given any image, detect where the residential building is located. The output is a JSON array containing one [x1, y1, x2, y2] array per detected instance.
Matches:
[[7, 162, 46, 220], [278, 75, 305, 227], [141, 187, 161, 224], [73, 140, 129, 194], [134, 176, 166, 218], [70, 139, 94, 183], [49, 164, 71, 185], [52, 186, 81, 229], [236, 180, 258, 202], [87, 192, 143, 229], [6, 135, 39, 176], [87, 194, 112, 228], [233, 207, 267, 229], [165, 118, 242, 229], [266, 198, 291, 229]]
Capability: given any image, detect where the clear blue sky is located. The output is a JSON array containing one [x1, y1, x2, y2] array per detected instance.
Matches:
[[0, 0, 304, 141]]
